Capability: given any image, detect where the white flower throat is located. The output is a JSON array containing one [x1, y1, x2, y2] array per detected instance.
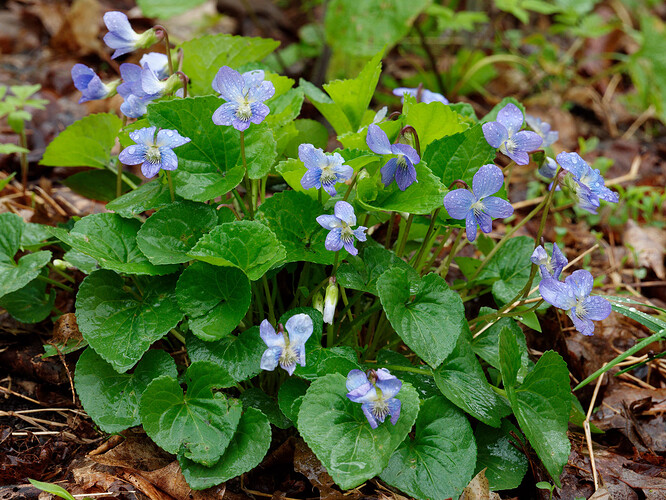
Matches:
[[470, 199, 485, 217], [340, 222, 354, 242], [236, 93, 253, 121], [279, 331, 297, 368], [145, 145, 161, 164], [320, 159, 337, 184]]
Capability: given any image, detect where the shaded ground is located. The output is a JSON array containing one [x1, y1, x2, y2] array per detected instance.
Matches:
[[1, 1, 665, 499]]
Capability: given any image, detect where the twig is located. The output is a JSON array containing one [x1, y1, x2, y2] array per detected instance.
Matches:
[[584, 363, 606, 492]]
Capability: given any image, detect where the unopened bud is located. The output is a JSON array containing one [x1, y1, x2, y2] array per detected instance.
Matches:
[[323, 281, 339, 325], [52, 259, 72, 271]]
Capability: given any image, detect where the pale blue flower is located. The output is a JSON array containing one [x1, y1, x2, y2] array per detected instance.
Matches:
[[211, 67, 275, 131], [482, 104, 543, 165], [366, 124, 419, 191], [556, 152, 619, 214], [393, 87, 449, 104], [531, 243, 567, 279], [260, 314, 313, 375], [539, 269, 611, 336], [526, 114, 558, 148], [443, 164, 514, 242], [103, 11, 158, 59], [346, 369, 402, 429], [71, 64, 120, 103], [118, 126, 190, 178], [316, 201, 367, 256], [299, 144, 352, 196]]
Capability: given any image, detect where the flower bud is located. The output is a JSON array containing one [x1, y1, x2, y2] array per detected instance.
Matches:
[[323, 280, 338, 325], [52, 259, 72, 271], [312, 291, 324, 315]]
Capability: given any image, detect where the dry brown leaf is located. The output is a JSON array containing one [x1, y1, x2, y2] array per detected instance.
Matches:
[[624, 220, 666, 279], [588, 486, 611, 499], [459, 469, 501, 500], [139, 461, 226, 500], [51, 0, 103, 56]]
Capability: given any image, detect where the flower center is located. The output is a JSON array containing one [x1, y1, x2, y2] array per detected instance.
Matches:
[[501, 138, 516, 155], [320, 161, 337, 185], [236, 98, 252, 121], [279, 344, 298, 369], [470, 199, 485, 217], [574, 298, 588, 319], [371, 399, 390, 420], [145, 145, 161, 164], [340, 222, 354, 242], [396, 155, 408, 169]]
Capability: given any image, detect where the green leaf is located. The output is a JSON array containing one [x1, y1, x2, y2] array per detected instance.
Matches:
[[478, 236, 539, 305], [0, 212, 23, 259], [422, 124, 497, 188], [244, 126, 278, 179], [472, 313, 532, 383], [63, 249, 98, 274], [0, 251, 51, 299], [147, 97, 246, 202], [40, 114, 123, 168], [406, 102, 469, 149], [278, 378, 310, 423], [179, 407, 271, 490], [48, 213, 179, 276], [187, 327, 264, 383], [376, 350, 440, 398], [176, 262, 251, 341], [337, 246, 416, 295], [0, 275, 55, 323], [181, 34, 280, 96], [28, 480, 76, 500], [284, 119, 329, 158], [297, 373, 420, 490], [264, 88, 305, 129], [62, 170, 137, 202], [355, 163, 447, 215], [500, 338, 570, 487], [380, 396, 476, 500], [240, 387, 292, 429], [137, 201, 218, 265], [434, 331, 511, 427], [20, 223, 53, 248], [136, 0, 207, 18], [140, 362, 242, 466], [76, 270, 183, 373], [325, 0, 431, 57], [377, 268, 466, 368], [106, 180, 173, 218], [189, 220, 286, 281], [256, 190, 333, 265], [295, 346, 361, 380], [474, 420, 528, 491], [75, 348, 177, 433], [0, 172, 16, 191], [0, 144, 29, 155]]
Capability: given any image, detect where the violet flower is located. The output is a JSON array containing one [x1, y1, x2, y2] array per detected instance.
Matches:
[[531, 243, 567, 280], [443, 164, 514, 242], [316, 201, 367, 256], [299, 144, 352, 196], [71, 64, 120, 103], [556, 152, 619, 214], [211, 66, 275, 131], [366, 124, 419, 191], [260, 314, 313, 375], [526, 114, 559, 148], [393, 87, 449, 104], [118, 126, 190, 178], [103, 11, 159, 59], [539, 269, 611, 336], [482, 103, 543, 165], [346, 369, 402, 429]]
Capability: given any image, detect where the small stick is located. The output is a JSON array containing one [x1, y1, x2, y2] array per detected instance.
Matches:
[[584, 363, 606, 491]]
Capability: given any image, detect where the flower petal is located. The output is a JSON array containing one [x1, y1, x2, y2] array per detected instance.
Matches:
[[443, 189, 474, 220], [476, 211, 493, 234], [156, 129, 190, 149], [465, 211, 478, 242], [140, 52, 169, 78], [346, 369, 369, 392], [260, 346, 281, 371], [388, 398, 401, 425], [353, 227, 368, 242], [483, 196, 514, 219], [394, 160, 417, 191], [71, 64, 95, 91], [316, 215, 341, 230], [512, 130, 543, 153], [583, 296, 612, 321], [140, 67, 165, 96], [361, 403, 379, 429], [366, 124, 392, 155], [260, 319, 284, 348], [103, 11, 135, 40], [301, 168, 322, 190], [569, 311, 595, 336], [285, 313, 314, 346], [250, 102, 270, 124], [556, 152, 588, 179], [375, 370, 401, 398], [551, 243, 567, 280], [530, 245, 549, 267], [342, 237, 358, 256], [212, 102, 238, 126], [141, 161, 161, 178], [505, 149, 530, 166], [334, 201, 356, 226], [473, 164, 504, 199], [539, 278, 576, 310], [482, 121, 508, 149], [380, 158, 399, 187], [129, 126, 157, 147], [212, 66, 244, 103], [565, 269, 593, 300], [391, 143, 420, 165], [118, 144, 147, 165], [324, 228, 344, 252], [248, 80, 275, 103], [298, 143, 327, 170], [159, 148, 178, 171], [496, 103, 524, 136]]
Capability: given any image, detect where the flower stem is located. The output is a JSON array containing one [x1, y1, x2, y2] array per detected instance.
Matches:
[[36, 275, 73, 293], [412, 208, 440, 268], [115, 159, 123, 199], [318, 187, 323, 205], [261, 274, 276, 325], [379, 364, 433, 376], [385, 211, 397, 250], [331, 251, 340, 277], [155, 25, 174, 75], [438, 229, 464, 278], [166, 171, 175, 202], [423, 227, 452, 273], [396, 213, 414, 258], [231, 188, 246, 218], [19, 129, 28, 197], [240, 131, 254, 219], [343, 171, 360, 201]]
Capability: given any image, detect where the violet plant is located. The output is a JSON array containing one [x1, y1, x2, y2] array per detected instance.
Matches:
[[10, 10, 647, 499]]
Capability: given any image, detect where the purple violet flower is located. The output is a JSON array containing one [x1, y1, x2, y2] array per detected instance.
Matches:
[[299, 144, 352, 196], [140, 52, 170, 80], [556, 152, 619, 214], [539, 157, 558, 180], [539, 269, 611, 336], [443, 164, 514, 242], [117, 60, 179, 118], [103, 11, 159, 59], [259, 314, 313, 375], [118, 126, 190, 178], [346, 369, 402, 429], [366, 124, 419, 191], [531, 243, 567, 280], [482, 103, 543, 165], [525, 114, 559, 148], [211, 66, 275, 131], [393, 87, 449, 104], [71, 64, 120, 103], [316, 201, 367, 256]]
